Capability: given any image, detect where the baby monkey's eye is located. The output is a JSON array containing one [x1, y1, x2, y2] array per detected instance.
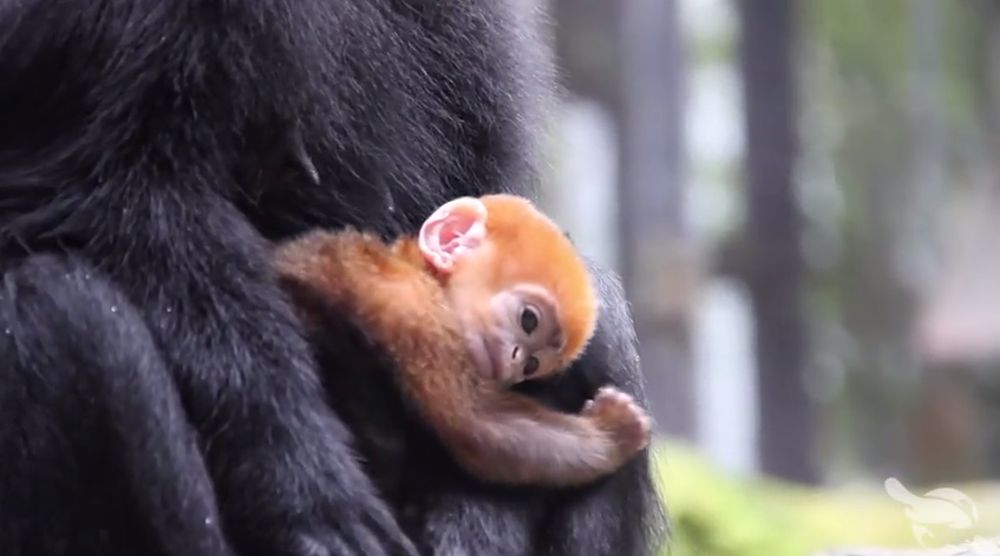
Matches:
[[520, 307, 539, 334], [524, 356, 540, 377]]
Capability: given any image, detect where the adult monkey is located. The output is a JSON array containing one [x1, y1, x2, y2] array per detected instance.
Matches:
[[0, 1, 664, 555]]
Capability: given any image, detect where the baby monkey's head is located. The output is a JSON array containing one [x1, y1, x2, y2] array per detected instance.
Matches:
[[418, 194, 598, 385]]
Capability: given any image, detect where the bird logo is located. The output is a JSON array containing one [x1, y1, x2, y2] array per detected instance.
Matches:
[[884, 477, 978, 548]]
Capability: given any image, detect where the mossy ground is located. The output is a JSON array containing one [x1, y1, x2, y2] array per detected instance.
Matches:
[[655, 442, 1000, 556]]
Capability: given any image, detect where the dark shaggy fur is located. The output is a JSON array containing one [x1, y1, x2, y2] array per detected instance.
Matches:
[[0, 1, 664, 555]]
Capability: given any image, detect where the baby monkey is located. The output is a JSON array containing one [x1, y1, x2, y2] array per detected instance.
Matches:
[[275, 194, 651, 487]]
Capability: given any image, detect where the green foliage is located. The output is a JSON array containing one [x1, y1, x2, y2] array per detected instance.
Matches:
[[656, 443, 815, 556]]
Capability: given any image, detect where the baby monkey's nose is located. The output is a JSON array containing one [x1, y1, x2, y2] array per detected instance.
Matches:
[[511, 345, 540, 377]]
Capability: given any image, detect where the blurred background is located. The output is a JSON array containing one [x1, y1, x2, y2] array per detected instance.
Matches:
[[537, 0, 1000, 553]]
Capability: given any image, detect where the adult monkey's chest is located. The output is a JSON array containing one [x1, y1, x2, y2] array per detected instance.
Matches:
[[222, 0, 526, 243], [223, 8, 471, 240]]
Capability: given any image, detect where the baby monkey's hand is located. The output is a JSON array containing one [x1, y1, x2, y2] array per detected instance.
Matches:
[[582, 387, 652, 461]]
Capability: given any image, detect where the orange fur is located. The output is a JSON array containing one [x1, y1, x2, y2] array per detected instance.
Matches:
[[273, 196, 650, 487], [477, 195, 598, 363]]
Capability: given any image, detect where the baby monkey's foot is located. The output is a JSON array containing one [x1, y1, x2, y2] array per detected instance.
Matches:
[[582, 387, 652, 458]]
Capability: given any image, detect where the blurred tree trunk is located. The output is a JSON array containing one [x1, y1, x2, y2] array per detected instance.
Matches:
[[904, 0, 970, 484], [975, 0, 1000, 477], [553, 0, 693, 438], [738, 0, 817, 482], [799, 0, 928, 482], [551, 0, 618, 105], [615, 0, 693, 439]]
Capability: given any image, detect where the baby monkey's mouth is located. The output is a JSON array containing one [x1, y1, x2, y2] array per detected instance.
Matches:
[[466, 330, 512, 384]]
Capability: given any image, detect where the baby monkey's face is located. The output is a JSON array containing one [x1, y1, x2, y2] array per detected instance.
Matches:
[[452, 281, 567, 385], [416, 195, 590, 386]]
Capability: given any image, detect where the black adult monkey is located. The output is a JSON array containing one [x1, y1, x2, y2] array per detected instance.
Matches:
[[0, 1, 664, 556]]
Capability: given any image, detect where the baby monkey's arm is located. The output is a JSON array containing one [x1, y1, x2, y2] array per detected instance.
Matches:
[[274, 229, 650, 487]]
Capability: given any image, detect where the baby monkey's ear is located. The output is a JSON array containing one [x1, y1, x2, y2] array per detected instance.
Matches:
[[419, 197, 488, 273]]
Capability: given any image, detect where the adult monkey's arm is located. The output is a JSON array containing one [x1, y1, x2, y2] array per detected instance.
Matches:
[[0, 2, 417, 555]]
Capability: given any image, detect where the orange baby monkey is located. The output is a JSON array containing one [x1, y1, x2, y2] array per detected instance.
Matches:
[[275, 194, 651, 487]]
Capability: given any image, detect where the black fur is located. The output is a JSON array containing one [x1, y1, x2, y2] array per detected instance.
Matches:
[[0, 1, 664, 555]]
